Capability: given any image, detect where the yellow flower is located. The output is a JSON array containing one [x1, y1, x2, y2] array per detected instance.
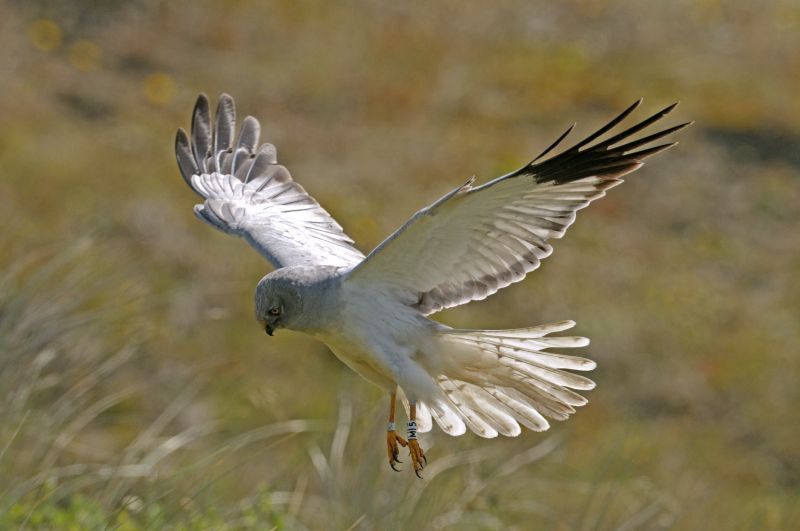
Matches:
[[29, 19, 62, 52], [143, 73, 177, 105]]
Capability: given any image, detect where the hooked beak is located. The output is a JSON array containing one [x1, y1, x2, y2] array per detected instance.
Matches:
[[265, 323, 274, 336]]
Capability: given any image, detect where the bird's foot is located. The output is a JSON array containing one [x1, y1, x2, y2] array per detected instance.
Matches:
[[386, 426, 408, 472], [407, 438, 427, 479]]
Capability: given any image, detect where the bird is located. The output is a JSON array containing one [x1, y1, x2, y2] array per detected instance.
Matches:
[[175, 94, 690, 478]]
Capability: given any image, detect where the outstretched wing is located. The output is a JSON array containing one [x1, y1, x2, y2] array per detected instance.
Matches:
[[349, 100, 691, 314], [175, 94, 365, 269]]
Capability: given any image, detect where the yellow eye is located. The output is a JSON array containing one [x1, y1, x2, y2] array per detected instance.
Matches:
[[268, 307, 281, 316]]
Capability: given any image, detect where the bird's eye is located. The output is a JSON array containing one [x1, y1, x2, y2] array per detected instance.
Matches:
[[268, 307, 281, 316]]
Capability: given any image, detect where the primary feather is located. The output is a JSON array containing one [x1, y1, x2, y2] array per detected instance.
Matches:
[[349, 99, 691, 315], [175, 94, 365, 269]]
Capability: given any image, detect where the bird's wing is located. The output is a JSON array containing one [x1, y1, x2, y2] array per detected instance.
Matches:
[[349, 100, 690, 314], [175, 94, 365, 269]]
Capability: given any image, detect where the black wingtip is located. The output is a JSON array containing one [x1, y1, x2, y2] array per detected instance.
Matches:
[[620, 98, 644, 113], [623, 98, 644, 115], [568, 99, 644, 153], [532, 123, 576, 163], [594, 103, 684, 150], [628, 141, 679, 160], [657, 101, 680, 117], [668, 121, 694, 136], [519, 98, 690, 185]]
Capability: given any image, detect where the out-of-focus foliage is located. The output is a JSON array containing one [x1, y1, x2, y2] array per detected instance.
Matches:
[[1, 0, 798, 528]]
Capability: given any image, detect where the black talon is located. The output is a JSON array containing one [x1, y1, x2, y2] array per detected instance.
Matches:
[[422, 455, 427, 466], [415, 469, 424, 480], [390, 461, 400, 472]]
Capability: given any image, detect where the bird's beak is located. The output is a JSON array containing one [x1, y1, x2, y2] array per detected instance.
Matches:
[[265, 323, 274, 336]]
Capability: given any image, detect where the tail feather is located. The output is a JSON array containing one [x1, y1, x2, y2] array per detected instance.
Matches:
[[442, 379, 523, 437], [439, 377, 500, 438], [429, 320, 595, 438], [486, 387, 550, 431], [466, 386, 522, 436], [501, 384, 574, 421], [400, 390, 472, 437], [428, 401, 466, 436], [447, 331, 595, 371], [502, 356, 595, 390]]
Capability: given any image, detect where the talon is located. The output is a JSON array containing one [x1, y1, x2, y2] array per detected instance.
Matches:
[[407, 438, 426, 479], [385, 391, 424, 476], [387, 429, 408, 471]]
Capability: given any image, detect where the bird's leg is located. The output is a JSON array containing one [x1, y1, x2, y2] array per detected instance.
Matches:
[[407, 403, 427, 479], [386, 388, 407, 471]]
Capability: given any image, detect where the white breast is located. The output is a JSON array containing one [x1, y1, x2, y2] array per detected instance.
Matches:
[[313, 281, 432, 391]]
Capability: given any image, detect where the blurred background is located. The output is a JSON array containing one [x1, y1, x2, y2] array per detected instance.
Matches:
[[1, 0, 798, 528]]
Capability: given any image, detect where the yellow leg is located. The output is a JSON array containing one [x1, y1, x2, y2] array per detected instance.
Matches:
[[386, 388, 407, 471], [407, 403, 427, 479]]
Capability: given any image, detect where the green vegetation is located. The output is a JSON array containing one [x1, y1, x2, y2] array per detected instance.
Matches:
[[1, 0, 798, 528]]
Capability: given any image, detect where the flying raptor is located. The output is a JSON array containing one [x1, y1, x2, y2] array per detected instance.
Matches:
[[175, 94, 689, 478]]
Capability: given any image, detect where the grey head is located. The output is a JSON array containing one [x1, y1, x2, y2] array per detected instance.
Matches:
[[254, 265, 344, 336]]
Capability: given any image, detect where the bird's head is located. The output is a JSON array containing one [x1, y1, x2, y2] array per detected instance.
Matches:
[[254, 270, 305, 336]]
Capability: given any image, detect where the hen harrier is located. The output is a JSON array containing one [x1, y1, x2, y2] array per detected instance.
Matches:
[[175, 94, 689, 477]]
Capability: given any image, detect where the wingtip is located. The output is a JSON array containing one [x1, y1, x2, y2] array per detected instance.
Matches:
[[175, 127, 201, 187], [531, 122, 577, 163], [194, 93, 210, 111], [217, 92, 235, 108], [627, 98, 644, 112], [242, 115, 260, 127], [191, 94, 211, 130], [632, 141, 679, 160], [659, 101, 680, 116]]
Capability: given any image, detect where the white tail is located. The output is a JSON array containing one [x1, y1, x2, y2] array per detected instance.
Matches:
[[412, 320, 596, 438]]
